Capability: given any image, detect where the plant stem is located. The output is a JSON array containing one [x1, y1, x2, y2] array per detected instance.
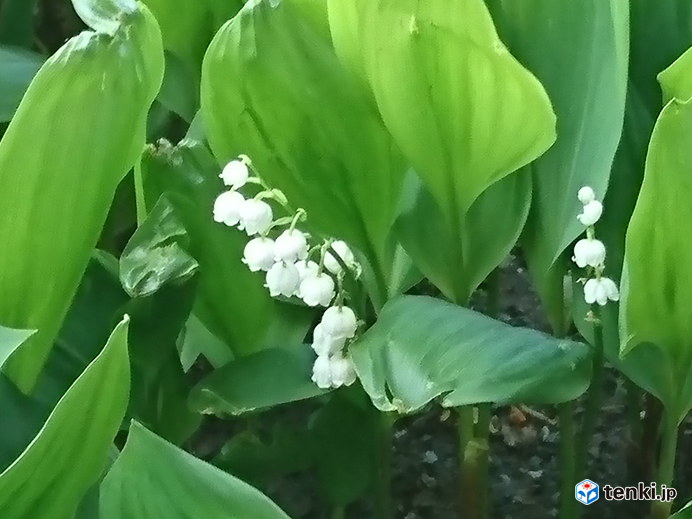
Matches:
[[373, 412, 394, 519], [134, 153, 147, 226], [650, 412, 678, 519], [576, 304, 605, 479], [559, 402, 576, 519], [458, 405, 478, 519], [474, 404, 492, 519]]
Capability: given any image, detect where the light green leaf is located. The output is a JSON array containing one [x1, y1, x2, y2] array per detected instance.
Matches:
[[0, 317, 130, 519], [352, 295, 590, 413], [671, 500, 692, 518], [360, 0, 555, 220], [201, 0, 406, 306], [0, 0, 163, 391], [0, 45, 43, 122], [100, 421, 294, 519], [0, 326, 34, 372], [620, 94, 692, 424], [190, 345, 325, 416], [395, 168, 531, 304], [487, 0, 629, 333], [658, 46, 692, 103]]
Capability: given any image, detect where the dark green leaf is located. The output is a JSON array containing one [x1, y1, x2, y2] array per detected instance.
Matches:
[[352, 295, 591, 413], [190, 345, 325, 416]]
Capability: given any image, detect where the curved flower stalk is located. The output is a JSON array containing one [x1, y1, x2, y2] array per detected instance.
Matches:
[[213, 156, 362, 390]]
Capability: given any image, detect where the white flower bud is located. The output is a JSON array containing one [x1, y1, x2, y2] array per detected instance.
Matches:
[[242, 237, 275, 272], [265, 261, 300, 297], [274, 229, 308, 263], [577, 200, 603, 226], [584, 277, 619, 306], [577, 186, 596, 205], [312, 355, 332, 389], [330, 354, 357, 388], [239, 199, 273, 236], [311, 323, 346, 356], [300, 272, 335, 307], [321, 306, 358, 339], [572, 238, 606, 269], [324, 240, 356, 274], [219, 160, 250, 189], [213, 191, 245, 227]]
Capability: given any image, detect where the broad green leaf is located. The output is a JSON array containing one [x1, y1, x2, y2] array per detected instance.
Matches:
[[619, 95, 692, 424], [310, 395, 378, 506], [395, 168, 531, 304], [0, 317, 130, 519], [178, 314, 233, 371], [120, 196, 198, 298], [190, 345, 325, 416], [327, 0, 366, 82], [100, 421, 294, 519], [352, 295, 590, 413], [0, 326, 34, 371], [0, 45, 43, 122], [201, 0, 406, 306], [158, 52, 198, 123], [141, 140, 307, 356], [659, 46, 692, 103], [0, 0, 164, 391], [486, 0, 629, 333], [360, 0, 555, 220]]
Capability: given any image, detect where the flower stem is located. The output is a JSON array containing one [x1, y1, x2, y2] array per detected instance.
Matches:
[[559, 402, 577, 519], [576, 304, 605, 480], [458, 405, 477, 519], [373, 412, 394, 519], [474, 404, 492, 519], [650, 412, 678, 519]]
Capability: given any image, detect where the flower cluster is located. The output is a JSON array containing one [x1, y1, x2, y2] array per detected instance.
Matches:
[[572, 186, 619, 306], [213, 156, 361, 389]]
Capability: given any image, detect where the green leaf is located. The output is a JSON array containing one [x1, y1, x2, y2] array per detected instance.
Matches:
[[141, 140, 290, 356], [0, 45, 43, 122], [0, 0, 164, 391], [310, 395, 378, 506], [178, 314, 233, 371], [360, 0, 555, 219], [395, 168, 531, 304], [659, 45, 692, 103], [352, 295, 591, 413], [120, 195, 199, 298], [486, 0, 629, 333], [671, 500, 692, 518], [0, 326, 34, 371], [0, 317, 130, 519], [100, 421, 294, 519], [619, 94, 692, 424], [190, 345, 325, 416], [158, 52, 198, 123], [201, 0, 406, 306]]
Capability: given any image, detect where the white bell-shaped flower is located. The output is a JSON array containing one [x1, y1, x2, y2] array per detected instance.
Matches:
[[312, 355, 332, 389], [296, 260, 319, 281], [584, 277, 620, 306], [300, 272, 335, 307], [572, 238, 606, 269], [330, 354, 357, 388], [219, 160, 250, 189], [324, 240, 356, 274], [243, 237, 275, 272], [311, 323, 346, 356], [577, 200, 603, 227], [239, 199, 273, 236], [265, 261, 300, 297], [577, 186, 596, 205], [274, 229, 308, 263], [321, 306, 358, 339], [213, 191, 245, 227]]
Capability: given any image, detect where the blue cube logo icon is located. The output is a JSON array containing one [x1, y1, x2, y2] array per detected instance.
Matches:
[[575, 479, 599, 505]]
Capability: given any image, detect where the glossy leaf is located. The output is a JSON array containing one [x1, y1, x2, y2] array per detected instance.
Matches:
[[352, 295, 591, 413], [190, 345, 325, 416], [487, 0, 629, 332], [619, 93, 692, 424], [0, 326, 34, 371], [395, 168, 531, 304], [0, 317, 130, 519], [360, 0, 555, 221], [201, 0, 406, 306], [0, 45, 43, 122], [0, 0, 164, 391], [141, 140, 312, 356], [100, 421, 294, 519]]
